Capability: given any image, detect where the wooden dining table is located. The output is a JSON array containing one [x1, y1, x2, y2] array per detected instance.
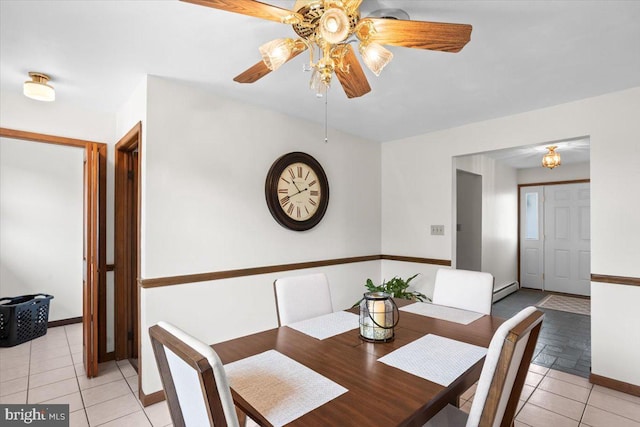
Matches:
[[212, 299, 504, 427]]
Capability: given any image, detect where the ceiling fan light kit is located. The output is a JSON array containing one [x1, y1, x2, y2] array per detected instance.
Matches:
[[23, 72, 55, 102], [182, 0, 472, 99]]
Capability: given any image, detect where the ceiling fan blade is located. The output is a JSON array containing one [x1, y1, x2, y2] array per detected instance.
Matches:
[[361, 18, 472, 53], [334, 45, 371, 99], [234, 47, 306, 83], [181, 0, 301, 24]]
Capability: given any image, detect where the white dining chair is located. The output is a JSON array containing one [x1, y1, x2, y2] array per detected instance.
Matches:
[[149, 321, 245, 427], [432, 268, 494, 315], [424, 306, 544, 427], [273, 272, 333, 326]]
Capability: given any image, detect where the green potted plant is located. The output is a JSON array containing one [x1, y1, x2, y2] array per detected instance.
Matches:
[[353, 274, 430, 307]]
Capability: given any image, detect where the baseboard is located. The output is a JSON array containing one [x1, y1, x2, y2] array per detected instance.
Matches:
[[590, 373, 640, 397], [48, 316, 82, 328], [493, 281, 519, 302], [139, 388, 165, 407]]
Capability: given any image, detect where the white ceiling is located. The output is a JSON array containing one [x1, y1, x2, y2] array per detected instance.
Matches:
[[1, 1, 639, 143], [481, 137, 591, 169]]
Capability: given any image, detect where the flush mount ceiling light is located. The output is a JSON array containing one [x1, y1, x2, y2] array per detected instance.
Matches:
[[542, 145, 561, 169], [23, 72, 55, 102], [181, 0, 472, 99]]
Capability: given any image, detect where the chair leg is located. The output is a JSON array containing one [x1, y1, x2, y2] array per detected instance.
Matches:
[[235, 406, 247, 427]]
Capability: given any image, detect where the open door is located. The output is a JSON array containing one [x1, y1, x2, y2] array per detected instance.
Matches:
[[83, 143, 100, 377]]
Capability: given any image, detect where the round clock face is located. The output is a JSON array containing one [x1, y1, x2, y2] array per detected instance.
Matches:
[[266, 152, 329, 231]]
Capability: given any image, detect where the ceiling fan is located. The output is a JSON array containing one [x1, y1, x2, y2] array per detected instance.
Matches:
[[181, 0, 472, 98]]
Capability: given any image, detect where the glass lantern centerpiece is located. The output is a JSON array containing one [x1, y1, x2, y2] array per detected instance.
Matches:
[[359, 291, 398, 342]]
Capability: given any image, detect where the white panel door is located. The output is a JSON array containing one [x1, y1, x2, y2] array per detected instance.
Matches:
[[544, 183, 591, 296], [520, 186, 544, 289]]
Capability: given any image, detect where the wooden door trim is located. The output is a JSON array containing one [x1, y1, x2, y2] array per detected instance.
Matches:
[[517, 179, 590, 289], [114, 122, 142, 361], [1, 127, 107, 371]]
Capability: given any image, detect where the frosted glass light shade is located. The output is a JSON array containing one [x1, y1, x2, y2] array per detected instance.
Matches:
[[259, 38, 294, 71], [542, 146, 561, 169], [23, 72, 55, 102], [360, 42, 393, 76], [319, 8, 350, 44]]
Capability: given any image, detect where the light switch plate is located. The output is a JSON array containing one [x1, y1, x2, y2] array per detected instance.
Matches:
[[430, 225, 445, 235]]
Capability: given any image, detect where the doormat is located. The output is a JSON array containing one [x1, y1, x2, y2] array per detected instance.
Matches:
[[536, 295, 590, 316]]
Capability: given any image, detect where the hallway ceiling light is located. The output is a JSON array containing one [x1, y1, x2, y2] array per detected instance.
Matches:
[[23, 72, 55, 102], [542, 145, 561, 169]]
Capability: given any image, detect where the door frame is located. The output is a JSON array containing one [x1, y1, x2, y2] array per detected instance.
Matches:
[[0, 127, 107, 375], [517, 179, 590, 289], [114, 122, 142, 361]]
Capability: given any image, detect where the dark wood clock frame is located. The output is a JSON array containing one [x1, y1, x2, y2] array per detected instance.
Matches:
[[265, 152, 329, 231]]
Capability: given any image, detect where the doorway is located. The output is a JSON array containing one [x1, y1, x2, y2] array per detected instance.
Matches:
[[456, 170, 482, 271], [519, 181, 591, 295], [114, 123, 141, 370]]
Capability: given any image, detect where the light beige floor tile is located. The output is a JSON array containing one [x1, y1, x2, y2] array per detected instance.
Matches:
[[521, 384, 536, 401], [538, 376, 591, 403], [85, 393, 141, 426], [71, 352, 83, 365], [525, 371, 544, 388], [28, 377, 79, 403], [0, 354, 31, 371], [69, 343, 83, 354], [69, 409, 89, 427], [581, 405, 640, 427], [125, 375, 139, 397], [547, 369, 593, 389], [0, 375, 28, 396], [74, 363, 86, 377], [588, 389, 640, 422], [0, 390, 27, 404], [528, 388, 586, 421], [30, 343, 71, 360], [0, 343, 31, 358], [99, 410, 152, 427], [516, 403, 579, 427], [529, 364, 550, 376], [30, 365, 76, 389], [144, 400, 172, 427], [517, 399, 526, 414], [77, 364, 123, 390], [515, 421, 533, 427], [31, 337, 69, 351], [117, 360, 137, 378], [0, 364, 29, 382], [461, 383, 477, 401], [81, 379, 132, 408], [42, 391, 85, 413], [592, 385, 640, 405], [30, 354, 73, 375]]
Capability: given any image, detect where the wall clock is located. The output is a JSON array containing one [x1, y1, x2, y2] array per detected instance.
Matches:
[[265, 152, 329, 231]]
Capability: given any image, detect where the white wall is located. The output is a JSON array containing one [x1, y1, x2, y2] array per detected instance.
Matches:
[[138, 76, 382, 394], [382, 87, 640, 386], [0, 138, 83, 321], [455, 154, 519, 291], [518, 161, 590, 184]]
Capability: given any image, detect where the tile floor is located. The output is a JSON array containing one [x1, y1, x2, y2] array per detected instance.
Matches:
[[493, 289, 592, 378], [0, 323, 172, 427], [2, 318, 639, 426]]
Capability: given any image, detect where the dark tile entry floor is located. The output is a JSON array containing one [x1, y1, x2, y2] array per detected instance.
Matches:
[[492, 288, 591, 378]]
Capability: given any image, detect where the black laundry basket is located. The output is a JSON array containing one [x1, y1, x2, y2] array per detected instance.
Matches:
[[0, 294, 54, 347]]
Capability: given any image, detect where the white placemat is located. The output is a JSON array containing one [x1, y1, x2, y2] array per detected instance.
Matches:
[[378, 334, 488, 387], [400, 302, 484, 325], [287, 311, 359, 340], [224, 350, 347, 426]]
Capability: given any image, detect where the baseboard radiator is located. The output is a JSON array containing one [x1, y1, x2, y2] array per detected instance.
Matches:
[[493, 281, 519, 302]]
